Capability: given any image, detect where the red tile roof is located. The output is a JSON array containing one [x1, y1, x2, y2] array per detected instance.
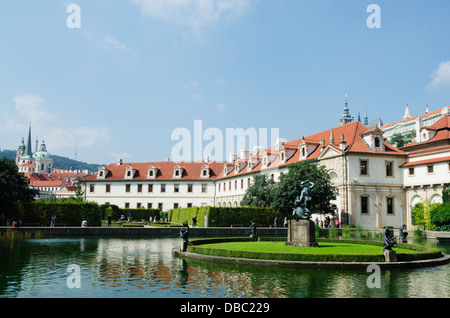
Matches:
[[83, 161, 226, 182], [401, 115, 450, 149], [216, 121, 407, 180], [401, 156, 450, 167]]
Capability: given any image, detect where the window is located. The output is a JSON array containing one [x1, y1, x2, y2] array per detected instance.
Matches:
[[360, 160, 368, 176], [125, 184, 131, 192], [149, 170, 153, 177], [229, 182, 231, 191], [235, 180, 237, 190], [248, 178, 251, 188], [187, 203, 192, 208], [173, 203, 179, 209], [187, 184, 193, 193], [158, 203, 163, 210], [125, 202, 130, 208], [127, 170, 131, 177], [137, 184, 142, 192], [361, 196, 369, 214], [202, 184, 207, 193], [89, 184, 95, 193], [174, 184, 179, 193], [99, 171, 103, 177], [271, 174, 274, 181], [203, 170, 207, 176], [375, 137, 380, 148], [387, 197, 394, 214], [241, 179, 244, 189], [137, 203, 141, 208], [175, 170, 180, 176], [427, 165, 434, 173], [409, 167, 415, 176], [147, 203, 152, 209], [105, 184, 111, 193], [148, 184, 153, 192], [161, 184, 166, 192], [218, 183, 221, 192], [386, 162, 393, 177]]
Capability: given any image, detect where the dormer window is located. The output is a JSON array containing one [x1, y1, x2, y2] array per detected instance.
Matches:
[[201, 165, 210, 178], [173, 164, 183, 179], [147, 165, 158, 179], [97, 166, 108, 180], [124, 165, 136, 179]]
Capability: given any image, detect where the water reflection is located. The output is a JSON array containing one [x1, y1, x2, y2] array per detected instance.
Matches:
[[0, 237, 449, 298]]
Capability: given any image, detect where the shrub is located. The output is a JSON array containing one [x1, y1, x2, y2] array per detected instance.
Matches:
[[15, 201, 101, 226]]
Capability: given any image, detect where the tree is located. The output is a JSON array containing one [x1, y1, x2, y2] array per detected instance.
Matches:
[[0, 157, 37, 211], [271, 161, 337, 217], [411, 199, 441, 230], [240, 174, 276, 207], [388, 130, 416, 148]]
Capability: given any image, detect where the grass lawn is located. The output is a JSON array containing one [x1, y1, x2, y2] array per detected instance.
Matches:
[[201, 241, 412, 255]]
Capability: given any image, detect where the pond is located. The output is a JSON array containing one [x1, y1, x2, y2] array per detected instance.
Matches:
[[0, 236, 449, 298]]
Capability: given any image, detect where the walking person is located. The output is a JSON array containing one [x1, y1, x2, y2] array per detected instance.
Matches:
[[50, 215, 56, 227], [273, 217, 277, 228], [107, 214, 112, 227]]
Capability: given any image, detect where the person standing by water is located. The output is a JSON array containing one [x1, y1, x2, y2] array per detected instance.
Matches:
[[50, 215, 56, 227], [107, 214, 112, 227]]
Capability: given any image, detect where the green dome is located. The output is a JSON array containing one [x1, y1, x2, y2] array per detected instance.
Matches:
[[33, 151, 52, 159], [33, 140, 52, 159]]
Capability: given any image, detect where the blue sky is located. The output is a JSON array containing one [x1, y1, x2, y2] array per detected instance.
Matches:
[[1, 0, 449, 165]]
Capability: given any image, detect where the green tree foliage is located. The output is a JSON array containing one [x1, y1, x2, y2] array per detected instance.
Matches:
[[0, 157, 37, 208], [240, 174, 276, 207], [411, 199, 441, 230], [388, 130, 416, 148], [271, 161, 337, 217]]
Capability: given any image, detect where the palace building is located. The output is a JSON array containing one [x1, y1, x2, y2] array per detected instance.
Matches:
[[81, 101, 450, 230]]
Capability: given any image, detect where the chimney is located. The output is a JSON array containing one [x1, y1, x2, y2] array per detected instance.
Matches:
[[117, 159, 123, 166], [239, 149, 249, 160], [228, 153, 237, 163], [204, 155, 209, 163], [415, 116, 423, 142]]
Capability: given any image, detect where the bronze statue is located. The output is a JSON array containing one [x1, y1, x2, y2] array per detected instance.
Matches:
[[249, 221, 258, 240], [399, 224, 408, 243], [180, 221, 190, 252], [383, 228, 397, 252], [292, 180, 315, 221]]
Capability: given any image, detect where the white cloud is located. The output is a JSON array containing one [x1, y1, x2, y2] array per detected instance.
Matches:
[[216, 103, 227, 113], [0, 94, 110, 155], [104, 34, 128, 51], [131, 0, 256, 35], [428, 61, 450, 89]]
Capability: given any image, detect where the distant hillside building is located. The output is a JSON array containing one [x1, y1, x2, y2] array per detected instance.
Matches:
[[16, 124, 86, 198], [16, 124, 53, 174]]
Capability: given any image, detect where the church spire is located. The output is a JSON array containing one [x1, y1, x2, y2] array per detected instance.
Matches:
[[364, 109, 368, 126], [403, 104, 412, 120], [339, 94, 354, 126], [25, 122, 33, 157]]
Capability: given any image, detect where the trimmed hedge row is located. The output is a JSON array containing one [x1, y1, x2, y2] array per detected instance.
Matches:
[[14, 201, 102, 227], [169, 206, 283, 227], [99, 204, 160, 222], [187, 238, 443, 263]]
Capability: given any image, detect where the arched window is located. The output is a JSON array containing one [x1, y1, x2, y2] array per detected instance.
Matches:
[[375, 137, 380, 148]]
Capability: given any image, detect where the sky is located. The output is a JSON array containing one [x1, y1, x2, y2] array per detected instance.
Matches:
[[0, 0, 449, 165]]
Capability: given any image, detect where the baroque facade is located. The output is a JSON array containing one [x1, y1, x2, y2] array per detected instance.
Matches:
[[82, 104, 450, 230]]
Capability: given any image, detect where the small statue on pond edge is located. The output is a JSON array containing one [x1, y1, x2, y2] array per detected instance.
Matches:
[[180, 221, 190, 252], [249, 221, 258, 241], [399, 224, 408, 243], [383, 228, 397, 252]]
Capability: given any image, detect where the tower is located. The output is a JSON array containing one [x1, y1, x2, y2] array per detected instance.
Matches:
[[403, 104, 412, 120], [364, 109, 369, 126], [339, 94, 354, 126]]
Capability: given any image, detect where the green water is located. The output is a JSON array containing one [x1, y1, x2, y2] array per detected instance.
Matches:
[[0, 237, 449, 298]]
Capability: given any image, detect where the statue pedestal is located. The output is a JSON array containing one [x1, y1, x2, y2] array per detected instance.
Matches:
[[383, 249, 397, 262], [285, 219, 318, 247]]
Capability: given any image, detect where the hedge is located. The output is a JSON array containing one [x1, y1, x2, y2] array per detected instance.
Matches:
[[100, 204, 160, 222], [14, 201, 102, 227], [187, 238, 443, 263], [169, 206, 283, 228]]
